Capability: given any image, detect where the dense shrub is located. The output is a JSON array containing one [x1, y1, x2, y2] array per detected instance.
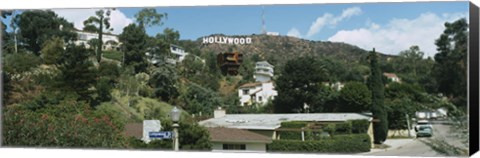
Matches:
[[335, 121, 352, 134], [351, 119, 370, 133], [127, 137, 172, 150], [146, 139, 173, 149], [323, 123, 336, 135], [278, 121, 370, 140], [268, 134, 371, 153], [2, 100, 128, 148]]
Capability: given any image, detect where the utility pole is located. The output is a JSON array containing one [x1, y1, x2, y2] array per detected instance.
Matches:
[[406, 114, 411, 137]]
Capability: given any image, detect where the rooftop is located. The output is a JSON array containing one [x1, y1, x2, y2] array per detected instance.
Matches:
[[256, 61, 274, 67], [239, 82, 262, 89], [200, 113, 373, 130], [207, 127, 272, 143], [383, 72, 398, 78]]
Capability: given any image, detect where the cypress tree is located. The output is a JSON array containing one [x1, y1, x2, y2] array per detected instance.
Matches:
[[367, 48, 388, 144]]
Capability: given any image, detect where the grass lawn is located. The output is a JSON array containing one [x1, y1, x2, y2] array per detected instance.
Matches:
[[103, 50, 123, 61]]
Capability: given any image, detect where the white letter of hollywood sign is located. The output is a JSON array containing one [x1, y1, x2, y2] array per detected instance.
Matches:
[[202, 36, 252, 45]]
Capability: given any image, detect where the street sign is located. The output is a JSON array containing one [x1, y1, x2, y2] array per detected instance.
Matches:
[[149, 131, 172, 139]]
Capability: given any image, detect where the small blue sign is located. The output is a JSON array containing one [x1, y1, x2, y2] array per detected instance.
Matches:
[[149, 131, 172, 139]]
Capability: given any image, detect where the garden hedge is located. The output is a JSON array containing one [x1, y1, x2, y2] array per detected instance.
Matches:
[[278, 120, 370, 140], [335, 121, 352, 134], [268, 133, 371, 153], [350, 119, 370, 133]]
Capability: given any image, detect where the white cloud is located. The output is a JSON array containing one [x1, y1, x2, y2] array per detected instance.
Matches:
[[340, 7, 362, 20], [327, 12, 468, 57], [287, 28, 302, 38], [306, 7, 362, 37], [54, 9, 133, 35]]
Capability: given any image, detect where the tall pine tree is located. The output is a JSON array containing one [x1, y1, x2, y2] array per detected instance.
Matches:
[[367, 48, 388, 144], [433, 18, 468, 108], [83, 9, 113, 63], [57, 44, 97, 105]]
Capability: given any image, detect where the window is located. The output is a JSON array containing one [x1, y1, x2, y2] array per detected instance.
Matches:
[[242, 89, 249, 95], [223, 144, 246, 150], [243, 102, 248, 106], [78, 34, 88, 40], [258, 96, 263, 102]]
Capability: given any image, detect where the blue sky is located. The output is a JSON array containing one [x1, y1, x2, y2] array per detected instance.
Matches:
[[3, 1, 470, 57], [116, 2, 468, 41]]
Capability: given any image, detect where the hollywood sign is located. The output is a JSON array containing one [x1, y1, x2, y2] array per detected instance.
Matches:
[[202, 36, 252, 45]]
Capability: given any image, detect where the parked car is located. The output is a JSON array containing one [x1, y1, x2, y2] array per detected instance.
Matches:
[[416, 126, 433, 137], [415, 120, 433, 132]]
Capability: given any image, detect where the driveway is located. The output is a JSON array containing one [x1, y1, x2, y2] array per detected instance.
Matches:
[[361, 123, 468, 157]]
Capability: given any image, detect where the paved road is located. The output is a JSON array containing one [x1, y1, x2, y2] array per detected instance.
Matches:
[[364, 123, 467, 157], [364, 137, 445, 156]]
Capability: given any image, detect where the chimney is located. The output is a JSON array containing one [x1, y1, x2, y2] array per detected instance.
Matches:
[[214, 107, 226, 118]]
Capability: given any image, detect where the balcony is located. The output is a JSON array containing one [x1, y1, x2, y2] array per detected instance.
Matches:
[[255, 69, 273, 77]]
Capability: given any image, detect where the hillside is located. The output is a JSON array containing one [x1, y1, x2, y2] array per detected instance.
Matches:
[[186, 34, 395, 67], [96, 90, 190, 124]]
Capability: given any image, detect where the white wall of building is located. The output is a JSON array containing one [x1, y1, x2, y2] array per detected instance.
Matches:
[[254, 61, 274, 82], [239, 86, 262, 106], [75, 31, 120, 50], [141, 120, 161, 143], [211, 142, 267, 153], [238, 82, 277, 106], [170, 45, 189, 62], [254, 75, 271, 83]]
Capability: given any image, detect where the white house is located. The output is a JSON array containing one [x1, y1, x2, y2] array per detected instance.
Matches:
[[74, 30, 120, 51], [170, 44, 189, 62], [383, 73, 401, 83], [238, 81, 277, 106], [238, 61, 277, 106], [199, 108, 375, 149], [254, 61, 274, 82], [146, 44, 204, 65]]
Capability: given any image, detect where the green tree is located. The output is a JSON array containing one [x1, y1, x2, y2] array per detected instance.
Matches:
[[14, 10, 76, 55], [273, 56, 328, 113], [391, 46, 434, 86], [160, 118, 212, 150], [157, 28, 180, 44], [56, 44, 97, 105], [119, 23, 149, 73], [238, 57, 255, 83], [40, 37, 64, 65], [309, 84, 339, 113], [179, 54, 205, 79], [3, 52, 42, 74], [384, 82, 425, 101], [385, 98, 418, 130], [152, 28, 180, 60], [83, 9, 114, 63], [148, 63, 179, 102], [367, 48, 388, 144], [1, 11, 12, 49], [181, 83, 222, 116], [432, 18, 468, 108], [338, 82, 372, 112], [134, 8, 167, 28]]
